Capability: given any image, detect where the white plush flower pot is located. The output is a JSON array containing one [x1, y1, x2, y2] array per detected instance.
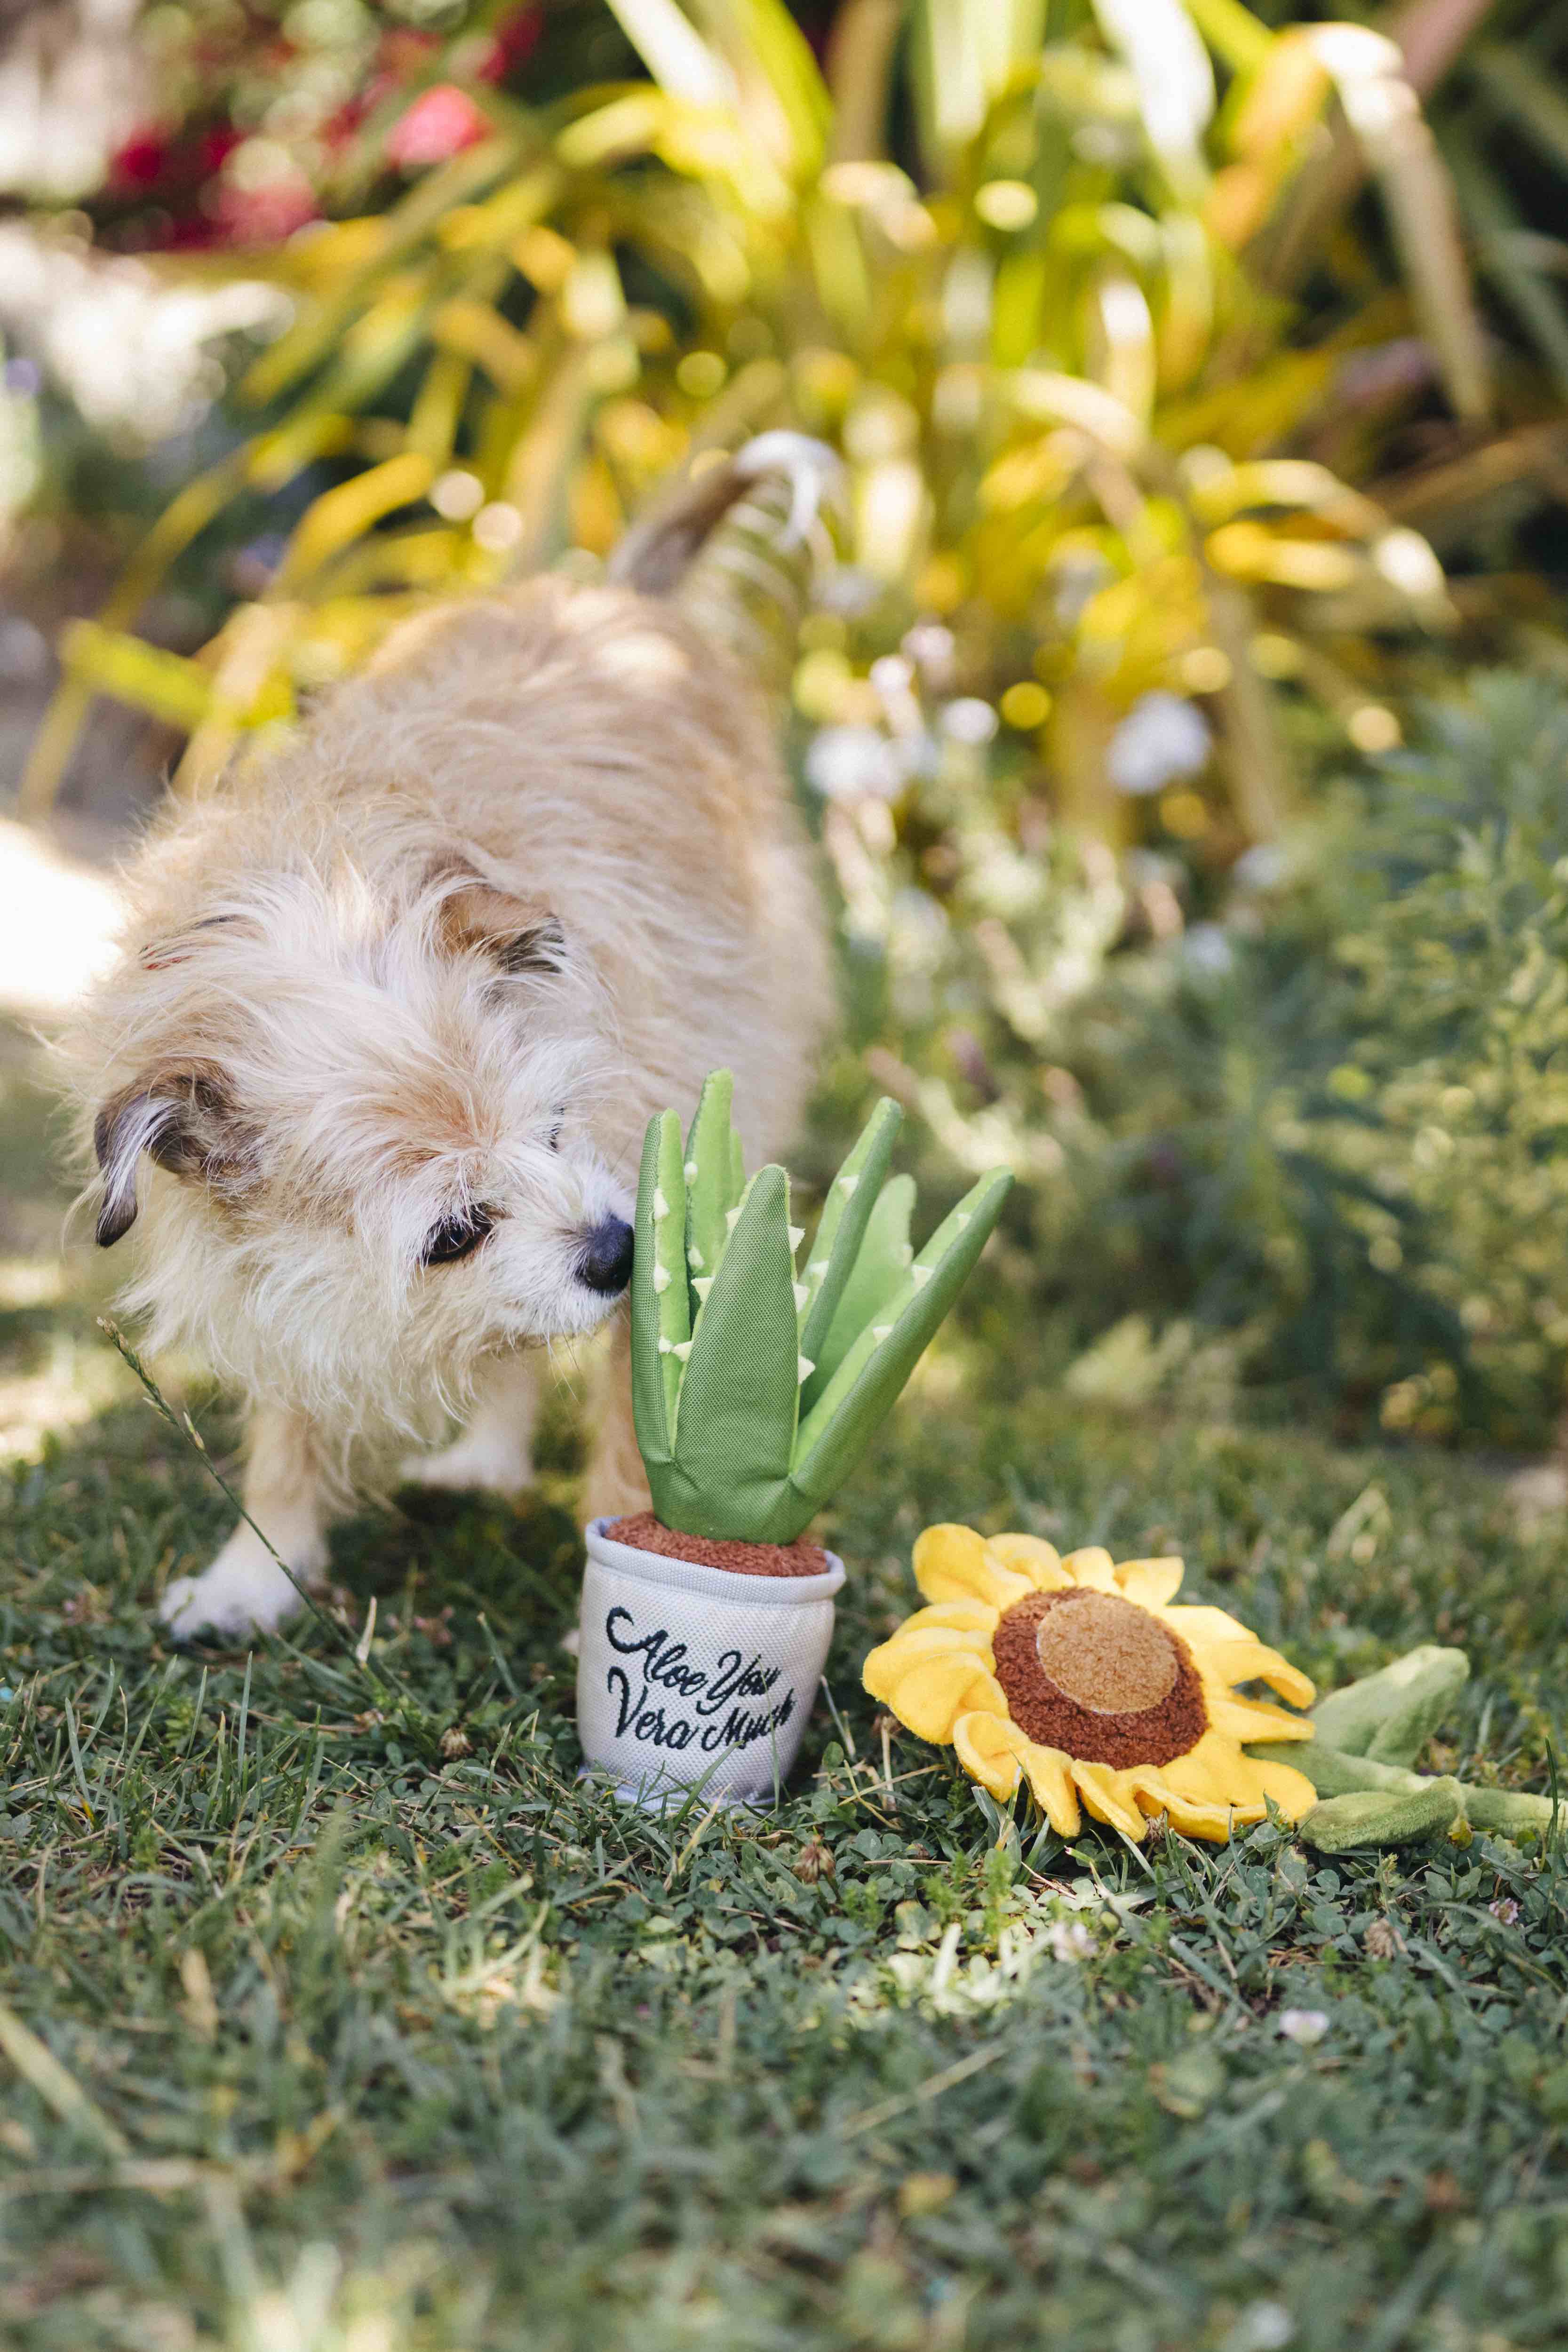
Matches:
[[576, 1518, 846, 1809]]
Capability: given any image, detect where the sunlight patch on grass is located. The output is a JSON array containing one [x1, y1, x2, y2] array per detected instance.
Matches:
[[0, 1255, 67, 1309], [0, 820, 122, 1022], [0, 1331, 129, 1462]]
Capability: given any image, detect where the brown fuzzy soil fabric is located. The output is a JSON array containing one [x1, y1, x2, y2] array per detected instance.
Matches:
[[607, 1512, 829, 1579], [990, 1587, 1208, 1768]]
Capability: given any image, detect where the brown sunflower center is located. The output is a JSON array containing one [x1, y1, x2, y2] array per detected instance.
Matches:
[[991, 1587, 1207, 1768], [1033, 1590, 1178, 1712]]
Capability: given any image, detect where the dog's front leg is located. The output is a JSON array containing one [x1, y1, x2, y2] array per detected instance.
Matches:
[[399, 1349, 539, 1498], [160, 1404, 330, 1641]]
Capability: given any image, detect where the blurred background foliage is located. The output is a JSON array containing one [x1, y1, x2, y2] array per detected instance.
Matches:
[[5, 0, 1568, 1448]]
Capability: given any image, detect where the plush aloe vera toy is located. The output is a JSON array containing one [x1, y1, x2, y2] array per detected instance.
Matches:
[[1255, 1647, 1560, 1852], [629, 1071, 1012, 1546]]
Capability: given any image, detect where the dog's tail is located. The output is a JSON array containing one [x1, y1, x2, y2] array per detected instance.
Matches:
[[609, 431, 842, 696]]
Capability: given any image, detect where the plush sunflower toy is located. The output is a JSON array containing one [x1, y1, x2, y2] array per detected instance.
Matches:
[[864, 1524, 1319, 1843]]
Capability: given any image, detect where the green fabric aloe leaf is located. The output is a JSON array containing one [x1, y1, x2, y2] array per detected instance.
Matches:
[[803, 1171, 915, 1410], [791, 1169, 1012, 1515], [1300, 1778, 1465, 1854], [660, 1165, 802, 1539], [1310, 1645, 1469, 1766], [683, 1068, 742, 1306], [796, 1096, 902, 1340], [797, 1100, 904, 1386], [630, 1111, 690, 1461], [630, 1077, 1010, 1546]]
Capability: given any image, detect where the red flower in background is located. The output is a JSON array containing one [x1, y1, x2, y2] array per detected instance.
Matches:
[[111, 132, 170, 191], [211, 171, 319, 246], [386, 83, 490, 169], [97, 3, 545, 251], [478, 5, 544, 81]]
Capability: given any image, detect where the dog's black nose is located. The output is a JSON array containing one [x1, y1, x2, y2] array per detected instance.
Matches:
[[578, 1215, 635, 1296]]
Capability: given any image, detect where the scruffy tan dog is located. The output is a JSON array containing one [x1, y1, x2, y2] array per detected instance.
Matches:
[[64, 439, 834, 1640]]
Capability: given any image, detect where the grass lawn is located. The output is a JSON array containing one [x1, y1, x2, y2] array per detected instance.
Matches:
[[4, 1028, 1568, 2352]]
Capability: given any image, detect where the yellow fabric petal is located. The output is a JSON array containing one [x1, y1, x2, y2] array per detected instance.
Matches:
[[864, 1625, 994, 1670], [1249, 1756, 1319, 1823], [1113, 1557, 1185, 1608], [1015, 1741, 1082, 1834], [1206, 1691, 1315, 1746], [868, 1651, 1008, 1744], [1160, 1729, 1254, 1805], [1069, 1760, 1148, 1841], [988, 1533, 1071, 1589], [952, 1710, 1029, 1802], [1061, 1546, 1117, 1590], [912, 1523, 1033, 1611], [1162, 1603, 1258, 1648], [1205, 1637, 1315, 1710], [861, 1631, 927, 1707], [1126, 1767, 1251, 1841], [900, 1600, 1001, 1637], [1131, 1734, 1275, 1838]]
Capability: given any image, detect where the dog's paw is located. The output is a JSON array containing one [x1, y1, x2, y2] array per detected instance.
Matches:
[[160, 1523, 318, 1643], [398, 1433, 533, 1500]]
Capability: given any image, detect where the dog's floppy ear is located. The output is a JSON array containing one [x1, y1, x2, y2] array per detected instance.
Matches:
[[429, 863, 566, 978], [93, 1063, 252, 1247]]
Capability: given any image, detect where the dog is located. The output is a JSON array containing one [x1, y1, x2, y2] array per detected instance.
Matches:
[[62, 437, 835, 1640]]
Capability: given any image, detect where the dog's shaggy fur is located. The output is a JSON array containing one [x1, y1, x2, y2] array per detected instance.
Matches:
[[63, 466, 831, 1638]]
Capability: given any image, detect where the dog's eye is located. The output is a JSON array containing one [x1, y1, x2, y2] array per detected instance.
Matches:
[[421, 1205, 495, 1267], [546, 1105, 565, 1152]]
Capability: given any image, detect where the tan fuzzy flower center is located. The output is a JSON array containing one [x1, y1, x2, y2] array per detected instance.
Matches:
[[1034, 1590, 1178, 1712], [991, 1588, 1208, 1768]]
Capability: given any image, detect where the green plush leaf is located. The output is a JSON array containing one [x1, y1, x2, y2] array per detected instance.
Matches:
[[1300, 1778, 1465, 1854], [1251, 1741, 1428, 1799], [1459, 1786, 1558, 1838], [797, 1098, 903, 1372], [804, 1172, 915, 1408], [1310, 1646, 1469, 1766], [660, 1165, 801, 1538], [683, 1067, 742, 1308], [790, 1169, 1012, 1514], [1256, 1713, 1561, 1846]]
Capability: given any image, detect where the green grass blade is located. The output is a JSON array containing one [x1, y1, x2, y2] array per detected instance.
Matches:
[[668, 1164, 801, 1535], [684, 1068, 742, 1305], [797, 1097, 903, 1377], [602, 0, 732, 107], [790, 1170, 1012, 1512], [1469, 42, 1568, 181], [695, 0, 831, 176], [802, 1173, 915, 1414], [1448, 131, 1568, 401]]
